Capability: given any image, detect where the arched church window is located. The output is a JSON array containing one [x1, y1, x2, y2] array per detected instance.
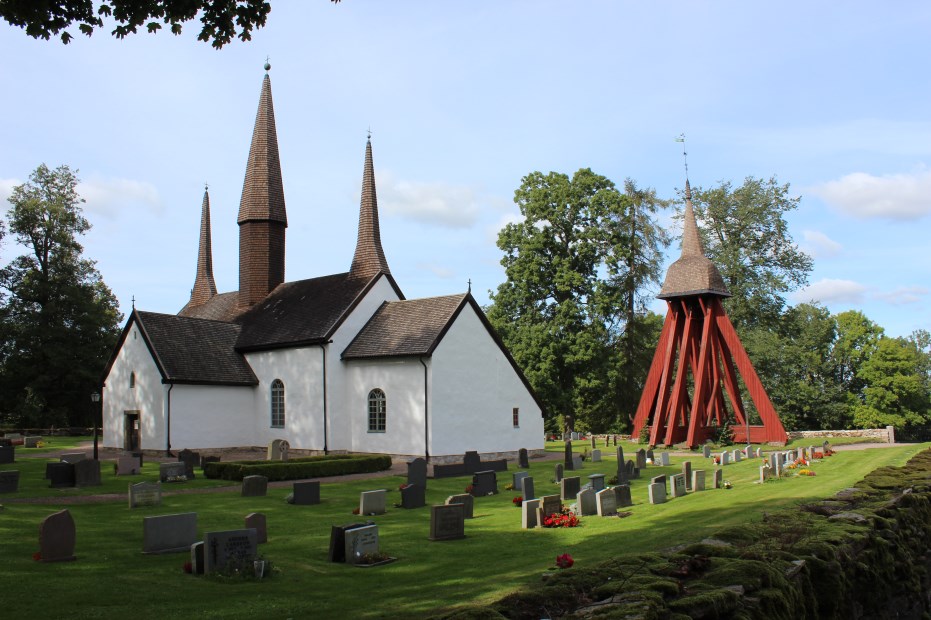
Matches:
[[368, 389, 386, 432], [271, 379, 285, 428]]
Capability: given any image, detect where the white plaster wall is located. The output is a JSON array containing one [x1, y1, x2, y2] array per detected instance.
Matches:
[[342, 358, 426, 456], [101, 321, 165, 450], [244, 347, 325, 451], [429, 305, 544, 456], [168, 385, 256, 449]]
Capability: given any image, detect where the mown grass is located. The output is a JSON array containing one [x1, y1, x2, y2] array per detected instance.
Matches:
[[0, 442, 926, 619]]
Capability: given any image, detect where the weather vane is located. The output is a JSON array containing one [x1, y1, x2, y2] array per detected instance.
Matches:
[[264, 56, 271, 72], [675, 133, 688, 182]]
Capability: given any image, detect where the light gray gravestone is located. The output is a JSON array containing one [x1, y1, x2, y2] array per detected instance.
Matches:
[[429, 504, 465, 541], [190, 541, 205, 575], [588, 473, 606, 492], [636, 449, 647, 469], [713, 469, 723, 489], [445, 494, 474, 519], [759, 464, 773, 483], [39, 509, 77, 562], [590, 449, 602, 462], [682, 461, 692, 490], [0, 470, 20, 493], [267, 438, 290, 461], [241, 475, 268, 497], [522, 476, 536, 501], [60, 452, 86, 464], [555, 463, 564, 482], [720, 451, 730, 466], [407, 457, 428, 488], [808, 445, 817, 459], [291, 480, 321, 505], [577, 487, 597, 516], [518, 448, 530, 468], [614, 484, 633, 507], [521, 498, 542, 529], [115, 455, 141, 476], [160, 462, 187, 482], [732, 449, 742, 463], [596, 488, 617, 517], [659, 452, 671, 466], [25, 436, 42, 448], [74, 459, 101, 487], [359, 489, 387, 515], [744, 445, 753, 458], [512, 471, 529, 492], [773, 457, 783, 478], [650, 474, 666, 493], [670, 474, 687, 498], [244, 513, 267, 544], [572, 455, 584, 470], [560, 476, 581, 501], [570, 432, 580, 441], [204, 528, 258, 573], [344, 524, 379, 564], [142, 512, 198, 554], [648, 482, 666, 504], [692, 469, 706, 492], [702, 444, 712, 458], [129, 481, 162, 508], [756, 447, 764, 458]]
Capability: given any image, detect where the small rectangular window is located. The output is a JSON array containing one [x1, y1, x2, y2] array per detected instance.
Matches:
[[512, 407, 519, 428]]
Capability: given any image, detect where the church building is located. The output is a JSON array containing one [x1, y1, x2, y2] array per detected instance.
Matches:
[[100, 68, 545, 462]]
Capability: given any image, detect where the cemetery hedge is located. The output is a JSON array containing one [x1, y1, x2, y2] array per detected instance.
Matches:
[[203, 454, 392, 481]]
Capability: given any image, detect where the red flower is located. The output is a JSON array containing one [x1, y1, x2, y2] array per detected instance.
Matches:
[[465, 484, 474, 494], [183, 561, 193, 574], [32, 551, 41, 562], [512, 496, 523, 506], [352, 507, 360, 515], [556, 553, 574, 569]]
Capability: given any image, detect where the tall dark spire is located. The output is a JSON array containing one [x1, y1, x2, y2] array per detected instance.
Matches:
[[349, 137, 391, 279], [238, 65, 288, 307], [189, 188, 218, 307]]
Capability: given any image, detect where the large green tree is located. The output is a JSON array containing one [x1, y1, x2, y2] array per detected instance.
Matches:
[[487, 169, 667, 433], [0, 164, 122, 427], [852, 336, 931, 429]]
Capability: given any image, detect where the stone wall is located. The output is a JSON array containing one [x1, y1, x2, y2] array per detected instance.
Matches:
[[787, 426, 895, 443]]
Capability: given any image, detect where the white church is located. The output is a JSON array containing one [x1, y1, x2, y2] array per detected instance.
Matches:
[[100, 68, 544, 463]]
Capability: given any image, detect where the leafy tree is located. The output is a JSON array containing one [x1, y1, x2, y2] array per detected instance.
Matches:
[[0, 164, 122, 427], [830, 309, 883, 400], [0, 0, 340, 47], [852, 336, 931, 429]]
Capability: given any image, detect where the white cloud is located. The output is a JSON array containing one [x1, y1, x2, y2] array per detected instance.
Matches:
[[810, 169, 931, 220], [77, 177, 162, 219], [800, 229, 842, 258], [378, 170, 480, 229], [0, 178, 20, 205], [874, 286, 929, 306], [793, 278, 867, 304]]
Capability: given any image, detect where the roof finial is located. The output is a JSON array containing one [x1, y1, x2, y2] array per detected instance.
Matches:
[[467, 278, 472, 293], [367, 126, 372, 141], [204, 181, 209, 192], [131, 295, 136, 309], [675, 133, 689, 183], [264, 56, 271, 72]]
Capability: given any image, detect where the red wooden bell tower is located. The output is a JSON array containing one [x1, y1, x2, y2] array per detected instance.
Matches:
[[631, 181, 787, 447]]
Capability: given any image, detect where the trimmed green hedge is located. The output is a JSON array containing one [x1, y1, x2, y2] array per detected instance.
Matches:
[[203, 454, 392, 481]]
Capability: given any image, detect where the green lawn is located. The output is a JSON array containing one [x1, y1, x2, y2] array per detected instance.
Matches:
[[0, 442, 927, 619]]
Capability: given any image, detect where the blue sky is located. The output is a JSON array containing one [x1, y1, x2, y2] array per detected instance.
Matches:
[[1, 1, 929, 337]]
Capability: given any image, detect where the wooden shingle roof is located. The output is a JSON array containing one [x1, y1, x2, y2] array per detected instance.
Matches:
[[349, 138, 391, 279], [237, 72, 287, 226]]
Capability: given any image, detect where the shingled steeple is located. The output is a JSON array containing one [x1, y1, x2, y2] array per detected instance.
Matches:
[[188, 188, 218, 307], [238, 64, 288, 307], [657, 180, 730, 299], [349, 137, 391, 279]]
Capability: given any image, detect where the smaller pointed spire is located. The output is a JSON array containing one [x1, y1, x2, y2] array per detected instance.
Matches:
[[189, 189, 218, 306], [350, 136, 391, 279], [680, 180, 704, 258]]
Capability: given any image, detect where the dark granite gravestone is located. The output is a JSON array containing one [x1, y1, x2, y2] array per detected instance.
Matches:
[[159, 462, 187, 482], [471, 470, 498, 496], [401, 484, 426, 509], [518, 448, 529, 468], [328, 523, 370, 563], [60, 452, 86, 464], [650, 474, 667, 493], [682, 461, 693, 490], [614, 484, 633, 507], [564, 442, 574, 470], [591, 436, 597, 449], [39, 509, 77, 562], [142, 512, 198, 554], [115, 455, 141, 475], [555, 463, 564, 482], [244, 513, 267, 544], [536, 494, 562, 524], [646, 449, 655, 463], [522, 476, 536, 501], [431, 463, 467, 478], [204, 529, 258, 573], [241, 475, 268, 497], [560, 476, 581, 501], [0, 470, 20, 493], [463, 451, 481, 473], [291, 480, 320, 505], [177, 450, 199, 479], [129, 481, 162, 508], [131, 451, 144, 467], [445, 494, 474, 519], [47, 462, 75, 488], [616, 446, 627, 483], [429, 504, 465, 541], [625, 460, 638, 479], [587, 473, 606, 492], [407, 458, 428, 489], [0, 445, 14, 464], [74, 459, 101, 487], [636, 449, 647, 469], [344, 524, 380, 565], [190, 541, 205, 575]]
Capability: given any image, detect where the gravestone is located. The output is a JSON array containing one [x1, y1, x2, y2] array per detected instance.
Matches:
[[522, 477, 536, 501], [115, 455, 141, 476], [0, 470, 20, 493], [518, 448, 530, 468], [702, 444, 712, 458], [555, 463, 564, 483], [596, 488, 617, 517], [590, 449, 602, 463], [400, 484, 426, 509], [132, 451, 145, 467], [572, 455, 583, 470], [692, 469, 706, 492], [267, 439, 290, 461], [177, 449, 199, 479], [359, 489, 387, 515], [190, 541, 205, 575], [129, 481, 162, 508], [204, 528, 258, 573], [47, 462, 75, 488], [768, 452, 779, 470], [823, 440, 831, 454], [536, 494, 562, 524], [646, 449, 655, 463], [241, 475, 268, 497], [344, 524, 379, 565], [759, 464, 773, 483], [512, 471, 529, 492], [613, 435, 618, 446], [626, 460, 638, 479], [564, 442, 574, 470], [587, 473, 606, 492], [756, 447, 764, 458], [670, 474, 687, 498], [25, 436, 41, 448], [648, 482, 666, 504], [463, 451, 482, 473], [577, 488, 597, 516], [659, 452, 670, 466], [471, 470, 498, 496], [429, 504, 465, 541], [800, 447, 809, 460], [560, 476, 581, 501], [614, 484, 633, 507], [245, 513, 267, 544], [159, 462, 187, 482], [291, 481, 320, 505], [38, 509, 76, 562], [636, 449, 647, 469], [713, 469, 723, 489], [744, 445, 753, 458], [445, 494, 474, 519], [142, 512, 198, 554], [327, 523, 369, 562], [407, 458, 428, 488], [732, 449, 742, 463], [60, 452, 86, 464], [570, 432, 579, 441], [74, 459, 101, 487], [773, 456, 783, 478], [0, 445, 13, 464], [616, 447, 627, 483], [720, 451, 730, 466], [651, 474, 667, 493], [682, 461, 692, 490], [521, 498, 542, 529]]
